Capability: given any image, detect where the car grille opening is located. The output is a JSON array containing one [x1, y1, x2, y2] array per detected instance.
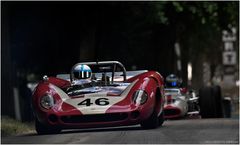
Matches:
[[48, 114, 58, 123], [130, 111, 140, 119], [60, 113, 128, 123], [164, 109, 180, 116]]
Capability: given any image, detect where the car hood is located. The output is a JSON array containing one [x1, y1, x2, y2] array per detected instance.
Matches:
[[50, 79, 138, 115], [66, 85, 130, 97]]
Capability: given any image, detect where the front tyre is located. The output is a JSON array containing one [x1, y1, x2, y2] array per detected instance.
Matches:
[[158, 111, 164, 126], [199, 86, 224, 118], [35, 119, 61, 135], [212, 86, 224, 118], [141, 110, 159, 129], [199, 87, 216, 118]]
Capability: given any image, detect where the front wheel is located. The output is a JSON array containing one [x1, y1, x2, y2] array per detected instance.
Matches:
[[199, 87, 216, 118], [141, 110, 159, 129], [35, 119, 61, 135], [199, 86, 223, 118], [212, 86, 224, 118], [158, 111, 164, 126]]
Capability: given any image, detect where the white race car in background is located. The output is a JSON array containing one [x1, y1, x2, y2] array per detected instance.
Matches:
[[163, 74, 225, 119], [164, 88, 199, 119]]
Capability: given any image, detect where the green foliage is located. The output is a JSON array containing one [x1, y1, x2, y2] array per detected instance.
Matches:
[[99, 1, 238, 65], [151, 1, 238, 58], [1, 116, 34, 137], [153, 1, 238, 29], [153, 2, 169, 24], [110, 2, 238, 33], [173, 2, 184, 12]]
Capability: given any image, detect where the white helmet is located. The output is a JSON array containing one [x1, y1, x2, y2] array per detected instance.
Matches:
[[73, 64, 92, 80]]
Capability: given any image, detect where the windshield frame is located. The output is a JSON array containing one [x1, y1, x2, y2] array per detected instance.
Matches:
[[70, 61, 127, 84]]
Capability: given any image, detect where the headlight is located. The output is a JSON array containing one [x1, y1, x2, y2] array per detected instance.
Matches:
[[132, 90, 148, 105], [40, 94, 54, 109]]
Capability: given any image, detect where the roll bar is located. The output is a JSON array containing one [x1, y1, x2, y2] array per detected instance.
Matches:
[[70, 61, 127, 83]]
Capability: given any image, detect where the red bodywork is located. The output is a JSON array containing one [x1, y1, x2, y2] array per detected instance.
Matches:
[[164, 105, 182, 119], [32, 71, 165, 129], [163, 88, 188, 119]]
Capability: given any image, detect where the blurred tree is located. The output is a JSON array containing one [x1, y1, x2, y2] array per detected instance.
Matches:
[[123, 1, 239, 87], [159, 1, 239, 87], [96, 1, 238, 87]]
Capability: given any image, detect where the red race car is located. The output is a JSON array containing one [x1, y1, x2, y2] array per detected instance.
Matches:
[[32, 61, 165, 134]]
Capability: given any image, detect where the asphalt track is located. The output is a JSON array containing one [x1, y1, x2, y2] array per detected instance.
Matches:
[[2, 118, 239, 144]]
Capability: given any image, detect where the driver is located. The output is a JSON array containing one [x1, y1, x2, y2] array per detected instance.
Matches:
[[165, 74, 181, 88], [72, 64, 92, 85]]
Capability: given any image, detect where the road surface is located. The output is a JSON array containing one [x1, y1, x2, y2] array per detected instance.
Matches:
[[2, 118, 239, 144]]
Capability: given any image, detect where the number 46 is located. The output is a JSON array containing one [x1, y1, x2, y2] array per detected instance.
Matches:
[[78, 98, 109, 106]]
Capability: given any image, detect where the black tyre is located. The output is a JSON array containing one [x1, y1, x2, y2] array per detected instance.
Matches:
[[222, 98, 231, 118], [158, 111, 164, 126], [141, 109, 159, 129], [199, 86, 217, 118], [35, 119, 61, 135], [199, 86, 224, 118], [212, 86, 224, 118]]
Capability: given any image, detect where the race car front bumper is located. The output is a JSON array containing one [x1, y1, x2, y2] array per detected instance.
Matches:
[[35, 103, 154, 129], [163, 105, 182, 119]]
